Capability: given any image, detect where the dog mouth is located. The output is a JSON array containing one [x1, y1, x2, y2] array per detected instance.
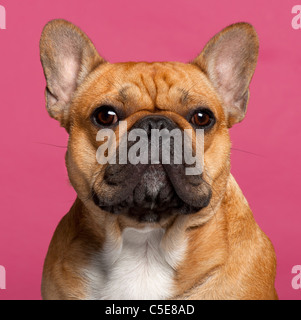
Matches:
[[92, 163, 211, 223]]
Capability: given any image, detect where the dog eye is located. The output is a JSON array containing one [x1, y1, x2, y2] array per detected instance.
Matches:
[[92, 106, 119, 127], [190, 109, 215, 128]]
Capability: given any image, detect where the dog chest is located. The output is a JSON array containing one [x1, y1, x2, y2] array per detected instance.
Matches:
[[83, 227, 185, 300]]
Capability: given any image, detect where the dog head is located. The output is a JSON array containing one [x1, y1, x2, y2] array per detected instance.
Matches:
[[40, 20, 258, 226]]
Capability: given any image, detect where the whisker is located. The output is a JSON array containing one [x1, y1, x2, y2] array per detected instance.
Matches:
[[34, 142, 67, 148], [231, 147, 264, 158], [85, 188, 96, 203]]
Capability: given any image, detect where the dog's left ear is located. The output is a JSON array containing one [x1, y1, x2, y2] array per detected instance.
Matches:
[[192, 23, 259, 127]]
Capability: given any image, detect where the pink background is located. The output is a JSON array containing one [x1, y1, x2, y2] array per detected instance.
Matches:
[[0, 0, 300, 300]]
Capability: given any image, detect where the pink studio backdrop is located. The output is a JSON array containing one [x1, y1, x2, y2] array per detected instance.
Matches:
[[0, 0, 300, 300]]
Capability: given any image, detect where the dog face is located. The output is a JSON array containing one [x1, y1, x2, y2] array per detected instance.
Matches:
[[40, 20, 258, 226]]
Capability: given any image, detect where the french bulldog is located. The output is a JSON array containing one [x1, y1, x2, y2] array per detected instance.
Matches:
[[40, 19, 277, 300]]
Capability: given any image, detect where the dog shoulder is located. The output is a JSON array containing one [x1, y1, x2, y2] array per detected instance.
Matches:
[[41, 200, 94, 300], [223, 175, 277, 299]]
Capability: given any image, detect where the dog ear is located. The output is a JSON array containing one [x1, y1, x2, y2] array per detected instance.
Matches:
[[192, 23, 259, 127], [40, 19, 105, 128]]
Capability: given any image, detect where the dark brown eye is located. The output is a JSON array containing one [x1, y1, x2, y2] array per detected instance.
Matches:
[[93, 106, 118, 126], [191, 110, 214, 128]]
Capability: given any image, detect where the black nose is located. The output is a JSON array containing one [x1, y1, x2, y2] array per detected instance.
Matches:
[[132, 115, 177, 134]]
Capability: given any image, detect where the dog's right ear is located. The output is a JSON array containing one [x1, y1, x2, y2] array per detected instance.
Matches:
[[40, 19, 105, 129]]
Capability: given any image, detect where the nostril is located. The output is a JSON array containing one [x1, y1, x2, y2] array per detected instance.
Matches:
[[148, 123, 153, 136], [157, 120, 166, 131]]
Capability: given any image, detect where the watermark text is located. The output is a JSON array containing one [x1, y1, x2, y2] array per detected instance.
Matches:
[[0, 265, 6, 289], [96, 121, 204, 176], [292, 5, 301, 29], [292, 265, 301, 289], [0, 5, 6, 30]]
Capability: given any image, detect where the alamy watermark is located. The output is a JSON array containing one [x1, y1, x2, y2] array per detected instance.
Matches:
[[292, 265, 301, 290], [292, 5, 301, 29], [0, 265, 6, 290], [95, 121, 204, 175], [0, 5, 6, 30]]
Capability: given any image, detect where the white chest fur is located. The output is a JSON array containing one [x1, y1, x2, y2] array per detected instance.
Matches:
[[84, 227, 186, 300]]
